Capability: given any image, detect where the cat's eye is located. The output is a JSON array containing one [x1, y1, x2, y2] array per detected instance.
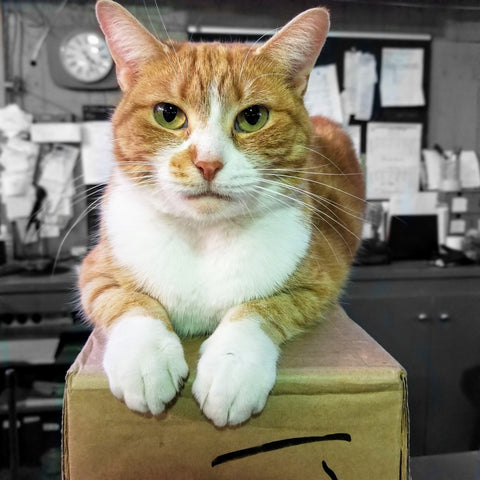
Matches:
[[235, 105, 269, 133], [153, 103, 187, 130]]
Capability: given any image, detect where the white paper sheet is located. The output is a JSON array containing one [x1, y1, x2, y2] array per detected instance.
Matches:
[[366, 122, 422, 199], [355, 53, 377, 121], [422, 149, 442, 190], [380, 48, 425, 107], [81, 121, 115, 184], [422, 149, 480, 190], [0, 104, 33, 138], [344, 50, 377, 121], [304, 64, 343, 124], [389, 192, 438, 216], [345, 125, 361, 158], [459, 151, 480, 189], [31, 122, 81, 143], [36, 144, 78, 238]]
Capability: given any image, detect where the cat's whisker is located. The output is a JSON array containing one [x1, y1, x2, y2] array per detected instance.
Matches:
[[237, 29, 277, 83], [261, 170, 363, 177], [256, 180, 360, 248], [53, 195, 104, 272], [298, 145, 346, 175], [251, 185, 341, 264], [259, 175, 364, 214], [143, 0, 161, 41], [140, 0, 183, 76], [153, 0, 184, 75], [258, 177, 365, 223], [262, 172, 367, 204], [256, 184, 358, 260], [256, 164, 331, 173], [245, 72, 285, 92]]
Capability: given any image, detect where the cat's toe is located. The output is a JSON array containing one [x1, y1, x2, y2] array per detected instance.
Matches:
[[192, 317, 278, 427], [193, 359, 272, 427], [103, 315, 188, 415]]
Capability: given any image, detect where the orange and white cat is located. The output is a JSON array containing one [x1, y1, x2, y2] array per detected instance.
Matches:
[[79, 0, 365, 427]]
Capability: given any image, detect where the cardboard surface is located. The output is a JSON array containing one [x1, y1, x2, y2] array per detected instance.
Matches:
[[62, 305, 408, 480]]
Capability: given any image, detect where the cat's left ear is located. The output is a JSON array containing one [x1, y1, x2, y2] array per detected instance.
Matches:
[[258, 8, 330, 95], [96, 0, 169, 91]]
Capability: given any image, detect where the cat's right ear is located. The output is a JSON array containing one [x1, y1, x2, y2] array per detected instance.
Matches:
[[96, 0, 168, 90], [257, 8, 330, 96]]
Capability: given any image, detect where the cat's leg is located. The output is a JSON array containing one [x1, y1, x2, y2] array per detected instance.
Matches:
[[102, 312, 188, 415], [79, 248, 189, 415], [192, 288, 326, 427], [192, 312, 279, 427]]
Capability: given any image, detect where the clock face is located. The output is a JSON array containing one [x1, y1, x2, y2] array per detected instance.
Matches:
[[59, 31, 113, 83]]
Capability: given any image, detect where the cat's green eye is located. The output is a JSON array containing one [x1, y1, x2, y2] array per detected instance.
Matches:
[[235, 105, 269, 133], [153, 103, 187, 130]]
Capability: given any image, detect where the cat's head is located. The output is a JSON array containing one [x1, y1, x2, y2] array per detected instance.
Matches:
[[96, 1, 329, 222]]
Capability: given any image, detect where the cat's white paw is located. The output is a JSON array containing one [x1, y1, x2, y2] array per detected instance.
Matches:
[[192, 317, 279, 427], [103, 315, 188, 415]]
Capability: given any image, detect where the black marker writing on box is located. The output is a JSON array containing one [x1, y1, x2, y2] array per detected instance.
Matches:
[[211, 433, 352, 467]]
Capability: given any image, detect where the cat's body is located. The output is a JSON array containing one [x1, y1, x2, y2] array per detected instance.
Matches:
[[79, 0, 365, 427]]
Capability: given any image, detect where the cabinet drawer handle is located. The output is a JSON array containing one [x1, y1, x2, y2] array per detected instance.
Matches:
[[439, 312, 450, 322], [417, 313, 429, 322]]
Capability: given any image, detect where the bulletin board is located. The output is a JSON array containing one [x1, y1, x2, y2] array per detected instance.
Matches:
[[318, 32, 431, 152], [188, 27, 432, 152]]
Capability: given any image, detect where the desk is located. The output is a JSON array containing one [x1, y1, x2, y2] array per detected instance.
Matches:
[[343, 261, 480, 456], [0, 269, 88, 471], [411, 451, 480, 479], [0, 270, 76, 320]]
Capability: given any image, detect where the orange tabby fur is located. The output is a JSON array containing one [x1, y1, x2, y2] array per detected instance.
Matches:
[[78, 0, 365, 424]]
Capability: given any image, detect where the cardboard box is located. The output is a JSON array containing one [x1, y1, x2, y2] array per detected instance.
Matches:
[[62, 306, 408, 479]]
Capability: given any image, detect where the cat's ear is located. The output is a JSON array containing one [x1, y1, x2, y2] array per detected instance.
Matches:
[[258, 8, 330, 95], [96, 0, 168, 90]]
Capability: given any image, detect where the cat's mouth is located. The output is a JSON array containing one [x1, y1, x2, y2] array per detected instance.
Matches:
[[183, 191, 232, 201]]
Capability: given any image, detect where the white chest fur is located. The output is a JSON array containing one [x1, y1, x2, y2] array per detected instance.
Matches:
[[104, 176, 311, 336]]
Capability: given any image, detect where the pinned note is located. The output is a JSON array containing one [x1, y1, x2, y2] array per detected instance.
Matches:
[[304, 65, 343, 124], [37, 144, 79, 237], [343, 50, 377, 121], [81, 121, 115, 184], [380, 48, 425, 107], [366, 122, 422, 199], [451, 196, 468, 213]]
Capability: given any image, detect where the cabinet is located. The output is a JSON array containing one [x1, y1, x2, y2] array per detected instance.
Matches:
[[0, 271, 88, 472], [342, 262, 480, 456]]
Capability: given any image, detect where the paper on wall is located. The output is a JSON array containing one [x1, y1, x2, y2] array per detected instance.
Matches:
[[345, 125, 361, 158], [37, 144, 79, 237], [0, 137, 38, 220], [3, 186, 36, 219], [459, 151, 480, 189], [31, 122, 81, 143], [380, 48, 425, 107], [0, 104, 33, 138], [343, 50, 377, 121], [422, 149, 480, 190], [81, 121, 115, 184], [366, 122, 422, 199], [304, 65, 343, 124], [389, 191, 438, 216]]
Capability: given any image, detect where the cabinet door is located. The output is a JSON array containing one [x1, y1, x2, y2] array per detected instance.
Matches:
[[342, 286, 431, 456], [426, 292, 480, 454]]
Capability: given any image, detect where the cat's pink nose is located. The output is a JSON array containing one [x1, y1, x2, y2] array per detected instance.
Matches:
[[195, 160, 223, 181]]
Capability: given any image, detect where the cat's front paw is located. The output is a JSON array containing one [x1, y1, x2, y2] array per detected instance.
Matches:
[[192, 317, 279, 427], [103, 315, 189, 415]]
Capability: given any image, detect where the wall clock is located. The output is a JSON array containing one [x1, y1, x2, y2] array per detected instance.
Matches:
[[47, 27, 118, 90]]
